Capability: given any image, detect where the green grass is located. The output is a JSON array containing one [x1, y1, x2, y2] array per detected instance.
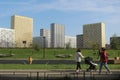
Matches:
[[0, 48, 76, 59], [0, 48, 119, 60], [0, 48, 119, 69], [0, 64, 119, 70]]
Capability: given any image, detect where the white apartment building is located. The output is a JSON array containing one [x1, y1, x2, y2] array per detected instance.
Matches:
[[51, 23, 65, 48], [40, 29, 51, 48], [83, 22, 106, 48], [33, 36, 41, 47], [33, 36, 47, 48], [65, 36, 76, 48], [0, 28, 14, 48]]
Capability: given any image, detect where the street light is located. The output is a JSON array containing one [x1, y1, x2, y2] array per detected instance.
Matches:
[[43, 36, 46, 59]]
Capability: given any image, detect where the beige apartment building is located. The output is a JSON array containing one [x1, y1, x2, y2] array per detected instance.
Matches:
[[83, 22, 106, 49], [11, 15, 33, 48]]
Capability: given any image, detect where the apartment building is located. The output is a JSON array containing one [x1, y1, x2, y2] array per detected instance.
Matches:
[[51, 23, 65, 48], [11, 15, 33, 48], [83, 22, 106, 48]]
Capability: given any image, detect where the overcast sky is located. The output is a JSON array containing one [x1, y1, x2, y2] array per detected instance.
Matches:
[[0, 0, 120, 44]]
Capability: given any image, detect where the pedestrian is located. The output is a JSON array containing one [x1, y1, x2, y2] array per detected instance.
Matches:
[[28, 56, 33, 64], [98, 47, 111, 74], [75, 48, 84, 72]]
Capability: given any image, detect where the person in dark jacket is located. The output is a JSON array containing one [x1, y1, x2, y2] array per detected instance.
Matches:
[[98, 47, 111, 74]]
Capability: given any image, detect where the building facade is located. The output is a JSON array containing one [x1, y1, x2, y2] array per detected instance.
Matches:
[[51, 23, 65, 48], [40, 29, 51, 48], [33, 36, 42, 48], [65, 36, 76, 48], [11, 15, 33, 48], [0, 28, 14, 48], [76, 34, 83, 48], [83, 22, 106, 48]]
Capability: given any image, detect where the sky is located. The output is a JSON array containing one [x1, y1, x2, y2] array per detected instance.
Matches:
[[0, 0, 120, 44]]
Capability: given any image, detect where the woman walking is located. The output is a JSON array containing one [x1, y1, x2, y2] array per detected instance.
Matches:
[[75, 48, 84, 72]]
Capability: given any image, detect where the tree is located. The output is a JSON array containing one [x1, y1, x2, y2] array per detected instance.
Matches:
[[92, 43, 100, 55], [92, 43, 100, 50], [66, 42, 71, 49], [110, 34, 120, 49], [32, 44, 40, 51]]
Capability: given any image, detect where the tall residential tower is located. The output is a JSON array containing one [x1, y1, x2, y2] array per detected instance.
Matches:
[[51, 23, 65, 48], [83, 22, 106, 48], [40, 29, 51, 48], [11, 15, 33, 48]]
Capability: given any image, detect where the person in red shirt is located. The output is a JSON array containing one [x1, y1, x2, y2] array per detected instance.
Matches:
[[98, 47, 111, 74]]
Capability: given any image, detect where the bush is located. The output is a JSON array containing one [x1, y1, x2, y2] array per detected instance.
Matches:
[[32, 44, 40, 51]]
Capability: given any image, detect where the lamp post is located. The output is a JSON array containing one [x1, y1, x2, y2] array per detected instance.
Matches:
[[43, 36, 46, 59]]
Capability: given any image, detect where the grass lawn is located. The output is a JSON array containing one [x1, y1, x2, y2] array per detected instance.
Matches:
[[0, 64, 119, 70], [0, 48, 120, 60], [0, 48, 119, 69], [0, 48, 75, 59]]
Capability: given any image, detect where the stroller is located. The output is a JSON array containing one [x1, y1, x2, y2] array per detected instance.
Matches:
[[85, 57, 98, 71]]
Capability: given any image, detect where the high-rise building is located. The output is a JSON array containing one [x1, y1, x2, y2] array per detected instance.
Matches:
[[0, 28, 14, 48], [40, 29, 51, 48], [11, 15, 33, 48], [76, 34, 83, 48], [51, 23, 65, 48], [83, 22, 106, 48]]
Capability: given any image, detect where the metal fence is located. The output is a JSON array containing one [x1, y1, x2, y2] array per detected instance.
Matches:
[[0, 71, 120, 80]]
